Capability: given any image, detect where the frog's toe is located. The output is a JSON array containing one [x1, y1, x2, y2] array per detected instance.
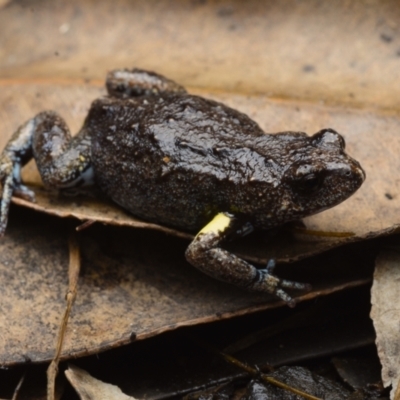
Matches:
[[254, 266, 311, 306], [262, 259, 311, 290], [279, 279, 312, 291], [0, 174, 15, 237], [275, 288, 297, 308], [14, 184, 36, 203], [0, 160, 35, 236]]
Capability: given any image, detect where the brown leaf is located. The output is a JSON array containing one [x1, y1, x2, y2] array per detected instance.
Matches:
[[1, 0, 400, 110], [0, 210, 371, 366], [65, 365, 136, 400], [371, 249, 400, 399]]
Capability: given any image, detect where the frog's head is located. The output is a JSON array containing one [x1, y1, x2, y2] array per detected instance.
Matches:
[[281, 128, 365, 218]]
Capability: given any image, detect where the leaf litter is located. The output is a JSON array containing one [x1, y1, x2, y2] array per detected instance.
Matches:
[[1, 0, 400, 397], [0, 209, 374, 367], [3, 73, 400, 400]]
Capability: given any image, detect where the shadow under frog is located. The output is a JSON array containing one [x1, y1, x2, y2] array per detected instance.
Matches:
[[0, 68, 365, 306]]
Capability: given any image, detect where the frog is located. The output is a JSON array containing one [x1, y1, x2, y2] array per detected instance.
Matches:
[[0, 68, 365, 306]]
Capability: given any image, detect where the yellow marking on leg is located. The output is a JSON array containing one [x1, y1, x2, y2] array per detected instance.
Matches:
[[197, 213, 232, 237]]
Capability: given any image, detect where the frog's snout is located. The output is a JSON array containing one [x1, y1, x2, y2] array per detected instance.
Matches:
[[353, 160, 366, 183], [335, 157, 365, 196]]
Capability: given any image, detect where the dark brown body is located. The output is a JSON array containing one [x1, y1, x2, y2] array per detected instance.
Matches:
[[89, 94, 364, 232]]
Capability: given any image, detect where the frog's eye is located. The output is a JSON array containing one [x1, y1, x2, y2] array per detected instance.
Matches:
[[294, 173, 324, 194]]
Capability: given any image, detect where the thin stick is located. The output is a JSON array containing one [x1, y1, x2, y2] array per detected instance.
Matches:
[[190, 336, 322, 400], [75, 219, 95, 232], [11, 373, 25, 400], [47, 233, 81, 400]]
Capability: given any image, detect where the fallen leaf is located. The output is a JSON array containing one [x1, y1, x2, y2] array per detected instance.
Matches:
[[332, 353, 382, 390], [0, 210, 373, 366], [2, 0, 400, 110], [65, 364, 136, 400], [370, 248, 400, 399]]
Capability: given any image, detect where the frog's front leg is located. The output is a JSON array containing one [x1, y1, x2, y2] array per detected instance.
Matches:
[[0, 111, 93, 235], [185, 213, 311, 307]]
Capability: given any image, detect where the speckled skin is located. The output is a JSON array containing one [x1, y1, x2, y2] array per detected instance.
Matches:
[[0, 69, 365, 305], [89, 94, 364, 232]]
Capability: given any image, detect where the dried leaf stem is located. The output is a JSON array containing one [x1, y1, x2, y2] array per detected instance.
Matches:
[[190, 336, 322, 400], [47, 233, 81, 400], [75, 219, 95, 231], [11, 373, 25, 400]]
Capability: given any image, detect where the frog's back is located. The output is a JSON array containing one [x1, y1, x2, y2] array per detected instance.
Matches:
[[87, 93, 274, 231]]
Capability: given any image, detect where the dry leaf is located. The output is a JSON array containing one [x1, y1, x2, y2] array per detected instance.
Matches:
[[2, 0, 400, 110], [0, 0, 11, 9], [0, 210, 372, 366], [65, 364, 136, 400], [370, 249, 400, 399]]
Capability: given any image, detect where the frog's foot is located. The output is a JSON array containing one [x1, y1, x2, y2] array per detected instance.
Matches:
[[253, 259, 311, 307], [0, 173, 13, 237], [13, 184, 36, 202], [0, 152, 36, 236], [0, 111, 94, 236], [186, 212, 311, 307]]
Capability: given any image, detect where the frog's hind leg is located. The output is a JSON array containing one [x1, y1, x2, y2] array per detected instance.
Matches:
[[0, 111, 93, 235], [185, 212, 311, 307], [106, 68, 187, 99]]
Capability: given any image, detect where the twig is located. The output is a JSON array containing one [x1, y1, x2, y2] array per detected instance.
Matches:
[[11, 373, 25, 400], [75, 219, 95, 232], [47, 233, 81, 400], [190, 336, 322, 400]]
